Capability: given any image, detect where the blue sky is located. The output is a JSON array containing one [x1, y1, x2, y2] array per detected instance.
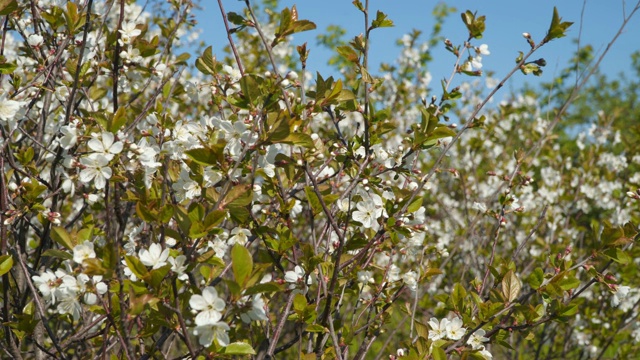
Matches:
[[193, 1, 640, 91]]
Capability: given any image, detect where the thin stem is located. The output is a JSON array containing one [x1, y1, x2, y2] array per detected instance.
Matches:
[[267, 291, 296, 356], [14, 244, 67, 360], [113, 0, 125, 113], [362, 0, 371, 154], [243, 0, 293, 115], [217, 0, 244, 75], [172, 279, 196, 358]]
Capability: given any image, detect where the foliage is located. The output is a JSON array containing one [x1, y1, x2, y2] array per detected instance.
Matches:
[[0, 0, 639, 359]]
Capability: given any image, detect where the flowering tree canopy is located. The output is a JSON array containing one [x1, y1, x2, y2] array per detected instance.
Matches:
[[0, 0, 639, 359]]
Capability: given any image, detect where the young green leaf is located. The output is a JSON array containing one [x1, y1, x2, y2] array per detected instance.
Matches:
[[0, 255, 13, 277], [370, 11, 394, 30], [231, 244, 253, 286], [501, 270, 521, 303], [543, 7, 573, 43]]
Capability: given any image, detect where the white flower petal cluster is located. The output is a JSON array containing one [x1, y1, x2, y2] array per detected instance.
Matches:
[[427, 316, 466, 341], [78, 132, 123, 190], [169, 255, 188, 281], [239, 294, 268, 323], [88, 132, 124, 161], [467, 328, 490, 349], [352, 193, 386, 229], [73, 241, 96, 264], [79, 154, 112, 190], [357, 270, 375, 285], [402, 271, 419, 292], [190, 286, 230, 347], [210, 117, 258, 160], [139, 243, 169, 269], [27, 33, 44, 47], [611, 285, 631, 307], [284, 265, 314, 293], [0, 94, 23, 122], [118, 21, 141, 45], [32, 269, 108, 321], [228, 227, 251, 246]]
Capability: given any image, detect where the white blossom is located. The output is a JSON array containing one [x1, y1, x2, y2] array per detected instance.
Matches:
[[189, 286, 226, 326], [467, 329, 490, 349], [79, 154, 112, 190], [138, 243, 169, 269], [73, 241, 96, 264], [0, 94, 22, 122]]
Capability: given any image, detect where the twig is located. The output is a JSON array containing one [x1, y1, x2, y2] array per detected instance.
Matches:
[[512, 205, 548, 262], [172, 279, 196, 358], [14, 244, 67, 359], [267, 291, 296, 356], [362, 0, 371, 154], [243, 0, 293, 115], [217, 0, 244, 75]]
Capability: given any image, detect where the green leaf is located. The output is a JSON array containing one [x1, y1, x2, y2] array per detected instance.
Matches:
[[520, 63, 543, 76], [293, 293, 307, 312], [305, 324, 328, 333], [602, 248, 631, 264], [371, 11, 394, 29], [460, 10, 485, 39], [272, 5, 316, 47], [432, 345, 447, 360], [544, 7, 573, 43], [244, 282, 283, 296], [51, 226, 74, 250], [352, 0, 364, 12], [228, 205, 250, 223], [430, 126, 456, 138], [360, 67, 374, 84], [195, 46, 216, 76], [41, 249, 73, 261], [556, 273, 580, 291], [203, 210, 226, 230], [231, 244, 253, 287], [528, 267, 544, 289], [0, 0, 18, 15], [109, 106, 128, 133], [239, 74, 264, 106], [129, 293, 157, 316], [305, 186, 323, 215], [227, 12, 246, 26], [221, 184, 253, 208], [0, 255, 13, 276], [174, 52, 191, 65], [148, 265, 171, 289], [125, 255, 149, 280], [337, 45, 359, 64], [136, 202, 157, 223], [223, 342, 256, 355], [501, 270, 521, 303], [158, 205, 174, 224], [83, 258, 109, 276], [558, 303, 578, 317], [451, 283, 467, 312], [185, 147, 220, 167], [0, 62, 18, 74]]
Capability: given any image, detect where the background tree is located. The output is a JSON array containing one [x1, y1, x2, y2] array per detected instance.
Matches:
[[0, 0, 638, 359]]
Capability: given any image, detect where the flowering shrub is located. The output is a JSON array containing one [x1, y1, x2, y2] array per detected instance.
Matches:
[[0, 0, 639, 359]]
